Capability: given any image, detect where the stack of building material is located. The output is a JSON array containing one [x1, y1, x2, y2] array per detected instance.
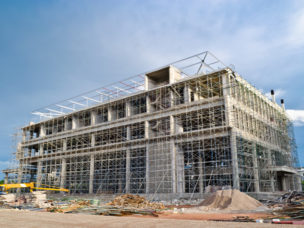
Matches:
[[32, 191, 52, 208], [267, 191, 304, 220], [0, 194, 16, 203], [107, 194, 165, 210]]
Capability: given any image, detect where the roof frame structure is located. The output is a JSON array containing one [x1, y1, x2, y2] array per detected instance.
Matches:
[[32, 51, 227, 121]]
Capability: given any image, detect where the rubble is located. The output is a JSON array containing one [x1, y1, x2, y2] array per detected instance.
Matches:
[[107, 194, 165, 210], [266, 191, 304, 220]]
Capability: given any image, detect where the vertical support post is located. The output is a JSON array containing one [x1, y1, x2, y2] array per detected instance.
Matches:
[[4, 173, 8, 184], [169, 90, 174, 107], [252, 143, 260, 192], [267, 149, 275, 192], [176, 145, 185, 194], [40, 124, 45, 137], [126, 149, 130, 193], [22, 129, 26, 142], [184, 84, 191, 103], [62, 139, 67, 151], [72, 115, 78, 129], [170, 116, 175, 135], [146, 94, 151, 113], [145, 145, 150, 194], [36, 161, 42, 187], [39, 143, 44, 155], [171, 140, 177, 194], [91, 134, 95, 147], [91, 110, 97, 126], [17, 163, 23, 193], [144, 121, 149, 139], [198, 155, 204, 193], [230, 129, 240, 190], [64, 117, 69, 131], [89, 154, 94, 194], [108, 106, 113, 122], [126, 100, 131, 117], [127, 126, 131, 140], [60, 158, 66, 190]]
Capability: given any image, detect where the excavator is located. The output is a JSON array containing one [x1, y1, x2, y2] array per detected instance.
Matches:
[[0, 182, 69, 193]]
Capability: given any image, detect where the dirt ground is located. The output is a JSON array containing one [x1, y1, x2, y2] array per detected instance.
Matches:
[[157, 211, 272, 220], [0, 209, 302, 228]]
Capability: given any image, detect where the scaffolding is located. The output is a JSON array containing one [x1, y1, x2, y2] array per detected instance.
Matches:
[[5, 51, 301, 200]]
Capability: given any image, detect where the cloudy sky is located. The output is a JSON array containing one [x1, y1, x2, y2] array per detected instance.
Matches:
[[0, 0, 304, 177]]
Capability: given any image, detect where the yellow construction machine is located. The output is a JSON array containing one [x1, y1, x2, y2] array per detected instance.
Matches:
[[0, 182, 69, 193]]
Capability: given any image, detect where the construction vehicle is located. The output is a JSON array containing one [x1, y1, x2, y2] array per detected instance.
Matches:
[[0, 182, 69, 193]]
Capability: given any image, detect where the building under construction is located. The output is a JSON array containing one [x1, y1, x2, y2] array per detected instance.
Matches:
[[3, 52, 301, 199]]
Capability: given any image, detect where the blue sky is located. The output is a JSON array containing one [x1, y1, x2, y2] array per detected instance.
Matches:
[[0, 0, 304, 177]]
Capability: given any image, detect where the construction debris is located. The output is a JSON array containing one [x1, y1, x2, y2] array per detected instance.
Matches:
[[266, 191, 304, 220], [107, 194, 165, 210]]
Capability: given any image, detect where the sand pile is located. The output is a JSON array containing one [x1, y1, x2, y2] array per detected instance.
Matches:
[[198, 189, 264, 211]]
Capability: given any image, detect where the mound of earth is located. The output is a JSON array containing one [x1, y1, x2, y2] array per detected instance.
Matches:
[[198, 189, 264, 211]]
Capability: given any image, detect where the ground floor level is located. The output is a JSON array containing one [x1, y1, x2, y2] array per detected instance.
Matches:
[[1, 209, 302, 228], [5, 131, 301, 199]]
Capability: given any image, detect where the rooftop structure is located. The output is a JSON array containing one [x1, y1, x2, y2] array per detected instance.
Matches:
[[4, 51, 301, 200]]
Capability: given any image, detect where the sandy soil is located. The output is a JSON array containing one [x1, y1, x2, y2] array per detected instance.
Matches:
[[157, 211, 272, 221], [0, 209, 301, 228]]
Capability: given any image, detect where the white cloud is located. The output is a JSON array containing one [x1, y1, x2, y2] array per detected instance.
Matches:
[[286, 8, 304, 47], [286, 109, 304, 126]]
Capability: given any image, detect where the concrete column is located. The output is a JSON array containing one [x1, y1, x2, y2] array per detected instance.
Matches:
[[252, 143, 260, 193], [63, 139, 67, 151], [184, 85, 191, 103], [126, 126, 131, 140], [176, 145, 185, 194], [170, 116, 175, 135], [108, 106, 113, 122], [175, 118, 183, 134], [145, 145, 150, 194], [144, 121, 149, 139], [126, 101, 131, 117], [72, 115, 78, 129], [91, 110, 97, 125], [39, 143, 44, 155], [89, 154, 95, 194], [17, 163, 23, 193], [60, 158, 66, 190], [282, 175, 288, 191], [146, 94, 151, 113], [126, 149, 130, 193], [198, 155, 204, 193], [91, 134, 95, 147], [64, 117, 70, 131], [230, 129, 240, 190], [169, 90, 174, 107], [4, 173, 8, 184], [222, 73, 231, 96], [297, 175, 302, 192], [40, 124, 45, 137], [36, 161, 42, 187], [171, 140, 177, 194], [267, 149, 275, 192], [22, 130, 26, 142]]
